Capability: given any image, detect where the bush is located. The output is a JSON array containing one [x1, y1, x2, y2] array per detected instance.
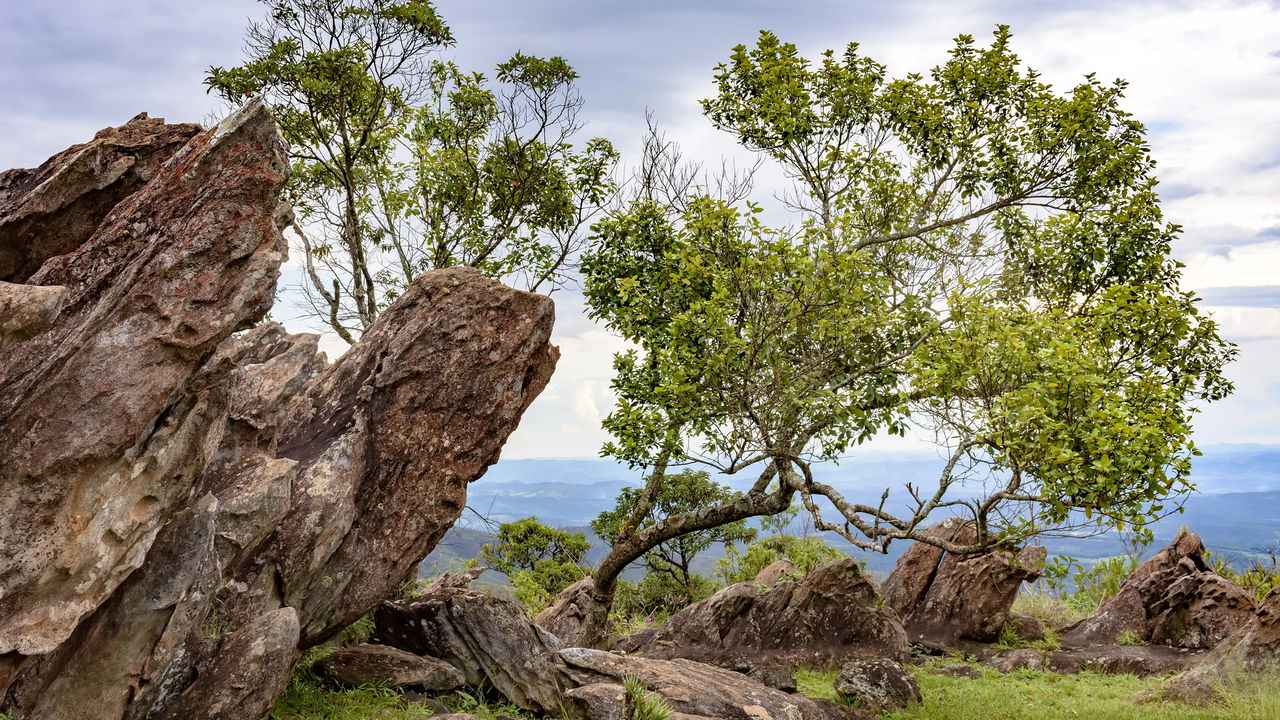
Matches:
[[614, 571, 719, 618], [716, 534, 847, 585], [1066, 555, 1136, 615]]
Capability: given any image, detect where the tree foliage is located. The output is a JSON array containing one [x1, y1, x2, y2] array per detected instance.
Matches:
[[479, 517, 589, 606], [206, 0, 616, 342], [574, 27, 1234, 646]]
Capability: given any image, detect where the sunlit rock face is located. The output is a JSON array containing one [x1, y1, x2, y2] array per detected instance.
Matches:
[[0, 102, 557, 720]]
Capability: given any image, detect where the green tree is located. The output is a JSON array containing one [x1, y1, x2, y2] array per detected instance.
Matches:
[[206, 0, 616, 342], [574, 27, 1234, 647], [716, 534, 847, 585], [592, 470, 756, 606], [480, 517, 590, 607]]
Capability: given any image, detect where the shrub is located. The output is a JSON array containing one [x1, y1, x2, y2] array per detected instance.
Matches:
[[623, 675, 674, 720], [716, 535, 847, 585]]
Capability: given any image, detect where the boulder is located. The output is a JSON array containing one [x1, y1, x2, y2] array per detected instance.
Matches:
[[748, 665, 798, 693], [1062, 530, 1255, 650], [1005, 614, 1046, 644], [985, 649, 1046, 673], [560, 648, 873, 720], [1046, 645, 1201, 677], [620, 558, 907, 668], [536, 577, 597, 646], [318, 645, 465, 690], [834, 659, 922, 712], [373, 588, 572, 713], [0, 105, 558, 720], [755, 560, 801, 586], [936, 664, 983, 679], [1156, 586, 1280, 703], [880, 519, 1046, 650], [564, 683, 628, 720]]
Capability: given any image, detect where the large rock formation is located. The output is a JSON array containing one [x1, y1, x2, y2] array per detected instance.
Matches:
[[0, 105, 557, 719], [1061, 530, 1255, 650], [879, 519, 1046, 650], [1155, 585, 1280, 702], [620, 558, 908, 667]]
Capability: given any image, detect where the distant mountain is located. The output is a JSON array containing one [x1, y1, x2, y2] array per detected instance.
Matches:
[[444, 445, 1280, 582]]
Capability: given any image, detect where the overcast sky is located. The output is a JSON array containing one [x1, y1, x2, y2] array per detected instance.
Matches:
[[2, 0, 1278, 458]]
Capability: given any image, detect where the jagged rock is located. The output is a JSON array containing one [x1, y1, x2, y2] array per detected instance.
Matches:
[[151, 607, 300, 720], [880, 519, 1046, 650], [0, 111, 202, 283], [373, 588, 571, 713], [755, 559, 801, 586], [985, 649, 1047, 673], [319, 645, 465, 690], [1062, 530, 1255, 649], [1156, 586, 1280, 703], [0, 105, 558, 720], [564, 683, 628, 720], [535, 577, 596, 646], [1045, 645, 1201, 677], [423, 567, 489, 594], [620, 558, 907, 668], [834, 659, 921, 712], [747, 665, 798, 693], [560, 648, 872, 720]]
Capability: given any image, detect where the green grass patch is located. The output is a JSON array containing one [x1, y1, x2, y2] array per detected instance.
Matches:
[[797, 663, 1280, 720]]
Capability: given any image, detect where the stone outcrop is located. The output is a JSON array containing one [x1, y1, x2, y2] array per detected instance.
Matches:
[[1156, 586, 1280, 703], [755, 560, 800, 586], [0, 106, 557, 720], [319, 644, 465, 691], [620, 558, 907, 668], [374, 588, 572, 713], [879, 519, 1046, 650], [535, 577, 596, 646], [833, 659, 922, 712], [559, 648, 873, 720], [1062, 530, 1255, 650]]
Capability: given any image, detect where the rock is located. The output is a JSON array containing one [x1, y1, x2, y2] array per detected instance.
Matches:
[[318, 644, 465, 690], [1062, 530, 1255, 650], [748, 665, 798, 693], [880, 519, 1046, 650], [1005, 614, 1046, 643], [560, 647, 873, 720], [1046, 645, 1201, 677], [755, 559, 801, 586], [564, 683, 628, 720], [834, 659, 922, 712], [1157, 586, 1280, 702], [151, 607, 300, 720], [536, 577, 597, 646], [985, 649, 1047, 673], [620, 558, 907, 668], [373, 588, 571, 713], [423, 567, 489, 594], [937, 664, 983, 679], [0, 111, 202, 283], [0, 105, 558, 720]]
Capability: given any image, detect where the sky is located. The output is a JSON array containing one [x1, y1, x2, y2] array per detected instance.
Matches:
[[2, 0, 1278, 459]]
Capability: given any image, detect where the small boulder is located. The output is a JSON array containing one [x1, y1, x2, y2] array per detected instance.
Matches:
[[1005, 614, 1046, 644], [834, 659, 922, 712], [748, 664, 797, 693], [319, 644, 465, 690], [564, 683, 628, 720], [755, 559, 801, 586], [936, 664, 983, 679], [1046, 645, 1200, 677], [985, 649, 1046, 673]]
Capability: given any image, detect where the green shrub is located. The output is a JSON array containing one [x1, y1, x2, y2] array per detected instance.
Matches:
[[1115, 629, 1146, 646], [623, 675, 674, 720], [716, 535, 847, 585]]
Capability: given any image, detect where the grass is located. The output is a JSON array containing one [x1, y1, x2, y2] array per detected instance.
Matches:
[[797, 663, 1280, 720]]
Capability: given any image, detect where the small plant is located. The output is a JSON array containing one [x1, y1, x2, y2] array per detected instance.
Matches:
[[1115, 629, 1146, 646], [623, 675, 674, 720]]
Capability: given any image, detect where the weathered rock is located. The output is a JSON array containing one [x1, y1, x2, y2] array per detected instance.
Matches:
[[880, 519, 1046, 650], [985, 649, 1047, 673], [1156, 586, 1280, 703], [319, 644, 465, 690], [1062, 530, 1255, 650], [834, 659, 921, 712], [0, 105, 558, 720], [536, 577, 596, 647], [621, 558, 907, 668], [560, 648, 873, 720], [1005, 614, 1046, 644], [755, 560, 801, 586], [0, 111, 202, 283], [564, 683, 628, 720], [748, 665, 798, 693], [374, 588, 571, 713], [1046, 644, 1201, 677], [151, 607, 300, 720]]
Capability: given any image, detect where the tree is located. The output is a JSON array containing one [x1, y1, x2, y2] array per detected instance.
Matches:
[[206, 0, 616, 342], [574, 27, 1234, 647], [716, 534, 847, 585], [480, 517, 590, 608], [592, 470, 756, 605]]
